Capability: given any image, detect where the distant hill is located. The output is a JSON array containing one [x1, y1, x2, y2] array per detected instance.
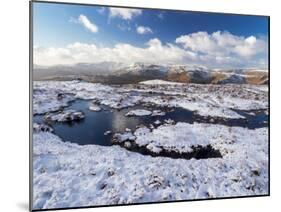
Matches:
[[33, 62, 268, 85]]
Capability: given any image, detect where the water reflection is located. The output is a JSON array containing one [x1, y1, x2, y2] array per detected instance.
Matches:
[[33, 99, 268, 146]]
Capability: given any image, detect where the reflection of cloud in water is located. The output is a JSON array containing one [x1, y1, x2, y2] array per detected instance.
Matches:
[[111, 110, 140, 132]]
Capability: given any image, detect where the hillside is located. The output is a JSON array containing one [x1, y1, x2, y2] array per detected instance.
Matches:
[[33, 62, 268, 85]]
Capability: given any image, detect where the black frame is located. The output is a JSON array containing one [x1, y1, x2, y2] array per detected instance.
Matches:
[[29, 0, 270, 211]]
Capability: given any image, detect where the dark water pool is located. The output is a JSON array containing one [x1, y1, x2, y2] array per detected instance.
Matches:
[[33, 99, 268, 146]]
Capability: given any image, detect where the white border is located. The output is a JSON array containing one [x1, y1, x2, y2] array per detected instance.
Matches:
[[1, 0, 280, 212]]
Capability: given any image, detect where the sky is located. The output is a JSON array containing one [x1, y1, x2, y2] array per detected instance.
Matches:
[[33, 2, 269, 69]]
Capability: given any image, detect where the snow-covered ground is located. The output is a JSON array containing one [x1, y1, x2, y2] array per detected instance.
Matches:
[[113, 122, 267, 156], [33, 80, 268, 119], [33, 87, 75, 115], [32, 80, 268, 209], [44, 109, 84, 122], [33, 125, 268, 209], [33, 123, 53, 133]]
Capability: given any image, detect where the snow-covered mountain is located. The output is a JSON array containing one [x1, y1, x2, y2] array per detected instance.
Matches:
[[111, 62, 168, 76], [33, 62, 268, 85]]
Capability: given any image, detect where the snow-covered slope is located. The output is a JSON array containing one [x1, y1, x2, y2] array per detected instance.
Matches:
[[33, 123, 268, 209], [32, 80, 268, 209]]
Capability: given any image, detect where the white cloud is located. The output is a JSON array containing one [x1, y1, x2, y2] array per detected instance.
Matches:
[[34, 31, 268, 69], [147, 38, 162, 47], [136, 26, 153, 34], [245, 36, 257, 45], [109, 8, 142, 20], [78, 14, 98, 33], [175, 31, 267, 58], [34, 38, 195, 66]]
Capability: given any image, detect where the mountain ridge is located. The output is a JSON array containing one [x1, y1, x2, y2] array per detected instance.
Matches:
[[33, 62, 268, 85]]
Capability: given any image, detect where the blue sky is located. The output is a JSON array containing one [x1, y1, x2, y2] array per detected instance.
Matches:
[[33, 2, 269, 68]]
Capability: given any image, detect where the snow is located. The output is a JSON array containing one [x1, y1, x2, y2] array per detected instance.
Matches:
[[44, 109, 84, 122], [170, 98, 245, 119], [104, 131, 111, 136], [112, 132, 136, 143], [206, 95, 268, 111], [33, 123, 53, 133], [139, 83, 267, 119], [33, 88, 75, 115], [151, 110, 166, 116], [164, 119, 175, 124], [125, 109, 152, 116], [33, 126, 268, 209], [125, 109, 165, 117], [89, 103, 102, 111], [142, 94, 244, 119], [140, 79, 185, 85], [33, 81, 268, 119], [114, 122, 268, 156], [133, 123, 207, 153], [154, 120, 161, 125], [32, 80, 268, 209], [34, 81, 140, 110]]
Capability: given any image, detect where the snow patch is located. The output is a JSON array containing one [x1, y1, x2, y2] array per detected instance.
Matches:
[[89, 103, 102, 111], [140, 79, 185, 85], [125, 109, 152, 116], [44, 109, 84, 122]]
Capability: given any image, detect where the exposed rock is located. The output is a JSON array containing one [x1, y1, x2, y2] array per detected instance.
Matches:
[[33, 123, 53, 133], [44, 109, 84, 122]]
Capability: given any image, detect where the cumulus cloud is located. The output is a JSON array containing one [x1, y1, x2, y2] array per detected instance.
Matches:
[[34, 31, 268, 69], [109, 8, 142, 20], [175, 31, 267, 58], [78, 14, 98, 33], [34, 38, 196, 66], [136, 26, 153, 34]]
